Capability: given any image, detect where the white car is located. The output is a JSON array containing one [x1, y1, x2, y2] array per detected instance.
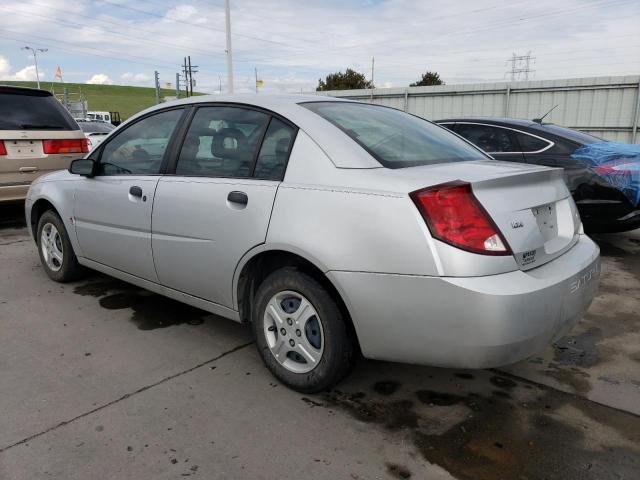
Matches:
[[25, 95, 600, 392], [76, 120, 115, 150]]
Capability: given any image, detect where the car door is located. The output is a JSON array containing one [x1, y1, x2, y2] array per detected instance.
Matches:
[[74, 108, 185, 282], [151, 105, 297, 308], [455, 123, 525, 163]]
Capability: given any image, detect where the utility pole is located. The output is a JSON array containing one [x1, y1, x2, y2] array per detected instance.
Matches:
[[154, 71, 160, 104], [370, 56, 375, 101], [225, 0, 234, 93], [506, 51, 535, 81], [188, 56, 193, 96], [175, 72, 181, 99], [22, 46, 48, 89], [181, 57, 198, 97], [219, 75, 222, 94], [182, 57, 189, 97]]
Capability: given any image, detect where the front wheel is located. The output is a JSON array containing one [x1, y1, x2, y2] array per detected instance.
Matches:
[[252, 268, 355, 393], [37, 210, 85, 282]]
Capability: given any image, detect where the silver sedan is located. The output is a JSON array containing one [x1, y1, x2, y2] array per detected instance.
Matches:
[[25, 95, 600, 392]]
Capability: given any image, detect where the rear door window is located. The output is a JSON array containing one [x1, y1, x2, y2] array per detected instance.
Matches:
[[175, 106, 270, 178], [514, 132, 551, 152], [302, 102, 485, 168], [254, 119, 296, 180], [456, 124, 519, 153], [0, 90, 77, 131]]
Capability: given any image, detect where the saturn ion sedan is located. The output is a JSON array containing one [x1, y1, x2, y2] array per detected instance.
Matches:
[[25, 95, 600, 392]]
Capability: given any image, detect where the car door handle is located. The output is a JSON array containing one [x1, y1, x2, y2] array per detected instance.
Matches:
[[129, 186, 143, 198], [227, 191, 248, 205]]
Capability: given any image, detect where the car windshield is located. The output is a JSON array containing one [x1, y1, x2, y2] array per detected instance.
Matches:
[[0, 90, 77, 130], [79, 122, 114, 133], [537, 124, 604, 145], [302, 102, 487, 168]]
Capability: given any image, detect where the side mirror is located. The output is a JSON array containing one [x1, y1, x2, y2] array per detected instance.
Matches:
[[69, 159, 95, 177]]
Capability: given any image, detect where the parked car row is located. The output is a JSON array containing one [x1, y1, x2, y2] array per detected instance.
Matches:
[[25, 94, 601, 392]]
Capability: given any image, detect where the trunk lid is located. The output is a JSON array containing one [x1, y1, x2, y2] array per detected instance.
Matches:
[[469, 162, 580, 270], [367, 160, 580, 271]]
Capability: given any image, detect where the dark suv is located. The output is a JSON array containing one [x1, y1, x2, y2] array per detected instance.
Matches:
[[437, 117, 640, 233]]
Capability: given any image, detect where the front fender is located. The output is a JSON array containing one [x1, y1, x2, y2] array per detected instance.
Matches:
[[26, 176, 81, 256]]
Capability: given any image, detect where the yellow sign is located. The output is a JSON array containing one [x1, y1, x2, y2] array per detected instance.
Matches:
[[256, 79, 264, 87]]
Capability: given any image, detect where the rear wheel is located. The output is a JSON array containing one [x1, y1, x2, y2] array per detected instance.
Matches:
[[37, 210, 85, 282], [252, 268, 354, 393]]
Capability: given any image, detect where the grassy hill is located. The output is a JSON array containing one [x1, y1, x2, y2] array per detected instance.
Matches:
[[1, 81, 205, 120]]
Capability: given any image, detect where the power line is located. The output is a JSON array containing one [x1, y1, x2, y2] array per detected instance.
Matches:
[[0, 30, 178, 70], [0, 4, 226, 60], [98, 0, 294, 48]]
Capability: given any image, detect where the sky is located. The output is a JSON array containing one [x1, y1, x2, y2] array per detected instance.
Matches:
[[0, 0, 639, 93]]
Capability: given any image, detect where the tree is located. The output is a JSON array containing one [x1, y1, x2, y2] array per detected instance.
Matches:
[[317, 68, 373, 91], [410, 71, 444, 87]]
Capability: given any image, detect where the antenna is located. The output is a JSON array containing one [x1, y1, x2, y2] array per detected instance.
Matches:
[[533, 104, 559, 124]]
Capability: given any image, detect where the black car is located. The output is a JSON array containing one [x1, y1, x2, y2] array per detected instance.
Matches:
[[437, 117, 640, 233]]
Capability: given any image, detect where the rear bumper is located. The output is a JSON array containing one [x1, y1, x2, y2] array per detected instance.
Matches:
[[329, 234, 600, 368]]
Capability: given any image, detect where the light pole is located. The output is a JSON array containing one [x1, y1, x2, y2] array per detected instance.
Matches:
[[22, 46, 48, 89], [225, 0, 233, 93]]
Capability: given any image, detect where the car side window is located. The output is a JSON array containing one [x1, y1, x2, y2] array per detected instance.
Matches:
[[514, 132, 550, 152], [97, 109, 183, 175], [253, 119, 296, 180], [176, 106, 270, 178], [456, 124, 518, 153]]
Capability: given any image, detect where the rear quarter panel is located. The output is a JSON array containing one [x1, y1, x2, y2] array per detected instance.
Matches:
[[267, 131, 440, 276]]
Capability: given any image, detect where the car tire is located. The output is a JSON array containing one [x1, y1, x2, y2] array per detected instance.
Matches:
[[252, 267, 354, 393], [37, 210, 85, 282]]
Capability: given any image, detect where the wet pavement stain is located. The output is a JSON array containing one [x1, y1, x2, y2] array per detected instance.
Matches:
[[73, 276, 208, 330], [489, 376, 516, 390], [373, 381, 400, 395], [386, 462, 412, 479], [552, 328, 602, 367], [321, 375, 640, 480], [416, 390, 464, 407]]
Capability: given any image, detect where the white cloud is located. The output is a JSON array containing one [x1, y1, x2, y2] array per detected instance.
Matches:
[[86, 73, 113, 85], [121, 72, 150, 84], [0, 55, 42, 81]]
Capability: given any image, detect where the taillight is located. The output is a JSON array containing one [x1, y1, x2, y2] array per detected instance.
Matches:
[[595, 160, 639, 175], [410, 181, 511, 256], [0, 140, 6, 155], [43, 138, 89, 154]]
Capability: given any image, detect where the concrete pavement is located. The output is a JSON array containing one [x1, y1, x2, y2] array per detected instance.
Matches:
[[1, 210, 639, 480]]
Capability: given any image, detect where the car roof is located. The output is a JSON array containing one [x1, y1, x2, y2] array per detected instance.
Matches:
[[0, 85, 53, 96], [125, 94, 379, 169], [128, 93, 353, 118]]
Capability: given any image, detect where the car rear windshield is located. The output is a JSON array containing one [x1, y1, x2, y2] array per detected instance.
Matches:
[[536, 124, 603, 145], [302, 102, 487, 168], [0, 90, 78, 131], [79, 122, 114, 133]]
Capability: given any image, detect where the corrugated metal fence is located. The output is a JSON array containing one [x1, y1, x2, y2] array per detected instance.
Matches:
[[313, 75, 640, 143]]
